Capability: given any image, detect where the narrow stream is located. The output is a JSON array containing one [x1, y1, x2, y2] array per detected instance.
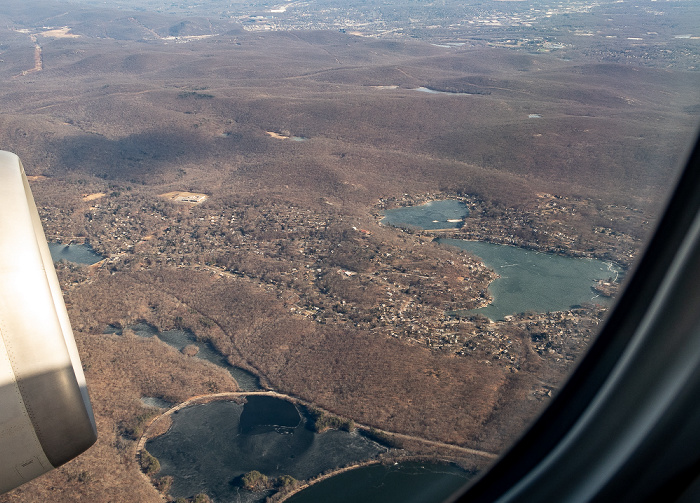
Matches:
[[105, 322, 262, 391]]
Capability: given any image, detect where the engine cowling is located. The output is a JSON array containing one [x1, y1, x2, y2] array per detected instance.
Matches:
[[0, 151, 97, 493]]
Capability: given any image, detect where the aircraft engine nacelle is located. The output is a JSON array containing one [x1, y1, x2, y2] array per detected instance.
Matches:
[[0, 151, 97, 493]]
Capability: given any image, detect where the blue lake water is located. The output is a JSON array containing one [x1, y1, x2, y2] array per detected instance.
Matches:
[[146, 397, 386, 503], [48, 242, 104, 265], [380, 200, 469, 230], [440, 239, 619, 320], [380, 200, 620, 320]]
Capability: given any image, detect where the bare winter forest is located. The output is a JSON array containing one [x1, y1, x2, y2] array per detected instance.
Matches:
[[0, 0, 698, 501]]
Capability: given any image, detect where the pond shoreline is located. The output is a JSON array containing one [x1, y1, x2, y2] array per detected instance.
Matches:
[[277, 459, 382, 502], [48, 241, 105, 265], [278, 454, 475, 502], [136, 392, 497, 501], [439, 238, 620, 320], [377, 196, 625, 321]]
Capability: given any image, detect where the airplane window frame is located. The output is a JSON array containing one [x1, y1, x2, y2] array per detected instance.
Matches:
[[450, 129, 700, 502]]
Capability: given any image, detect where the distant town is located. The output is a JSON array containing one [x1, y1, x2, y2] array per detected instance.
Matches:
[[69, 0, 700, 69]]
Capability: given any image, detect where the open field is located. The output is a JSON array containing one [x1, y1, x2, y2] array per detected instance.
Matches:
[[159, 191, 208, 204], [82, 192, 105, 202]]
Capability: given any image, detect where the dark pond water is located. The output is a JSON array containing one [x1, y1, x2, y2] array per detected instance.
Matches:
[[440, 239, 619, 320], [106, 323, 262, 391], [380, 200, 469, 230], [48, 242, 104, 265], [146, 396, 386, 503], [285, 461, 473, 503]]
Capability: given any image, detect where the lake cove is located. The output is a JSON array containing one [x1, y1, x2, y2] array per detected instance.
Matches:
[[440, 239, 619, 321], [380, 200, 469, 230], [48, 242, 103, 265], [379, 200, 620, 320], [145, 396, 386, 503], [105, 323, 262, 391], [284, 461, 473, 503]]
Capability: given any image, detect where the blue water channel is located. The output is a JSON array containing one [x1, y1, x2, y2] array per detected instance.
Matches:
[[105, 323, 262, 391]]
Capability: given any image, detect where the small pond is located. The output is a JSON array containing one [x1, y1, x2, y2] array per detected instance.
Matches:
[[48, 242, 104, 265], [141, 396, 174, 409], [380, 200, 469, 230]]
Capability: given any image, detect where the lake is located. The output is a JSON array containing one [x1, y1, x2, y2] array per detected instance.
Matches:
[[285, 461, 473, 503], [381, 200, 469, 230], [440, 239, 619, 320], [380, 200, 620, 320], [146, 396, 386, 503], [48, 242, 104, 265]]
